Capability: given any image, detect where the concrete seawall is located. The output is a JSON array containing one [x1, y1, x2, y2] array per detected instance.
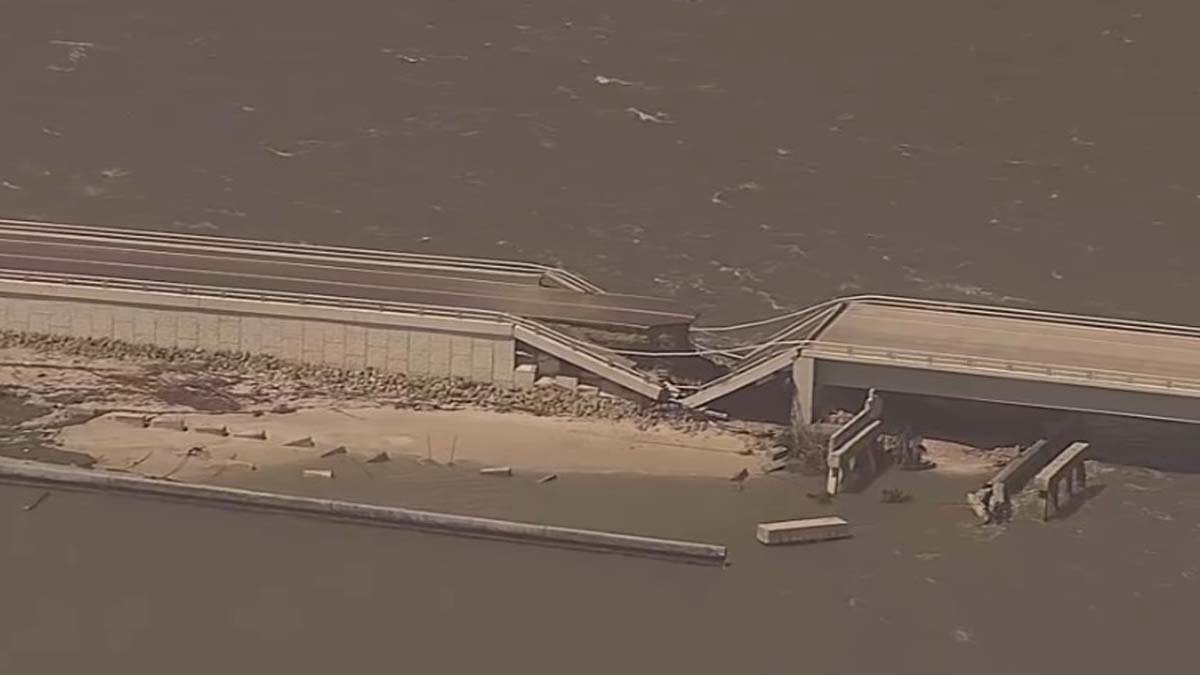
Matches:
[[0, 458, 728, 564], [0, 277, 516, 386]]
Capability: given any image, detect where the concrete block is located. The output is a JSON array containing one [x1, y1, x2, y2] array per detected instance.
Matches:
[[69, 305, 92, 338], [281, 320, 303, 360], [194, 425, 229, 437], [6, 301, 29, 331], [492, 339, 516, 386], [428, 333, 451, 376], [133, 310, 156, 344], [261, 319, 283, 355], [284, 436, 315, 448], [756, 517, 850, 545], [366, 343, 388, 371], [385, 330, 410, 373], [232, 430, 267, 440], [470, 337, 494, 383], [534, 376, 557, 388], [322, 327, 347, 367], [149, 417, 188, 431], [176, 313, 198, 347], [196, 314, 220, 350], [408, 332, 431, 375], [50, 304, 71, 333], [554, 375, 579, 390], [29, 308, 50, 333], [113, 319, 134, 342], [154, 313, 178, 347], [577, 385, 600, 397], [241, 316, 264, 353], [513, 364, 537, 390], [450, 335, 473, 378], [344, 325, 366, 358], [110, 414, 149, 427], [217, 316, 240, 350]]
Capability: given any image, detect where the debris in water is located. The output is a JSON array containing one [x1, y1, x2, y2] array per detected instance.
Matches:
[[303, 469, 333, 479], [1, 180, 21, 191], [538, 473, 558, 484], [594, 74, 633, 86], [22, 491, 51, 512], [320, 446, 348, 458], [806, 491, 833, 505], [625, 107, 671, 124], [366, 451, 390, 464], [480, 466, 513, 477], [881, 488, 913, 504], [284, 436, 316, 448]]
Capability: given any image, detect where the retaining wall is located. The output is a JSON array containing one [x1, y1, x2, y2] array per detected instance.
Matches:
[[0, 279, 516, 386]]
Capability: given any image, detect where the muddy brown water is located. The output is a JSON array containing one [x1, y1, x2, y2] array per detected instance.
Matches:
[[2, 1, 1200, 672]]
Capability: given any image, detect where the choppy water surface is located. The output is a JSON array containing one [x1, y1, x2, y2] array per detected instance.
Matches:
[[3, 1, 1200, 324], [2, 2, 1199, 672]]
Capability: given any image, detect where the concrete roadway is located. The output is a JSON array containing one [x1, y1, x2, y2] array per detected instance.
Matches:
[[815, 303, 1200, 385], [0, 231, 695, 330]]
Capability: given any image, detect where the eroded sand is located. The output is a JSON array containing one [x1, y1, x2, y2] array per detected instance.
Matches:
[[58, 407, 758, 481]]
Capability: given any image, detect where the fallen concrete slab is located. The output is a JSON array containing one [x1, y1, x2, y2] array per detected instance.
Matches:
[[149, 417, 187, 431], [0, 457, 727, 565], [756, 516, 851, 545]]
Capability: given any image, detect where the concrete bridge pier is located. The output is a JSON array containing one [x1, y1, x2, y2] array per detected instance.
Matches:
[[791, 356, 818, 426]]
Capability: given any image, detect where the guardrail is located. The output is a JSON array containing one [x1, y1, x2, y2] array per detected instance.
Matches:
[[0, 218, 605, 294], [0, 268, 663, 399], [803, 340, 1200, 396], [724, 293, 1200, 369]]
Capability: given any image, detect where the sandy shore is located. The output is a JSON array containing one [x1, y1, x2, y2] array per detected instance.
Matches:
[[57, 407, 759, 481], [0, 340, 1006, 489]]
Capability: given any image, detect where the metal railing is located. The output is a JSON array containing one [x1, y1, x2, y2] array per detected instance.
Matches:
[[0, 218, 605, 294], [804, 339, 1200, 396]]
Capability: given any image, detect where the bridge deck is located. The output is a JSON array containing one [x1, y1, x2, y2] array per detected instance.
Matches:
[[816, 303, 1200, 386], [0, 227, 694, 330]]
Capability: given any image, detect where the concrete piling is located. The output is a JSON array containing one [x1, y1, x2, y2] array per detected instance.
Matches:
[[0, 457, 726, 564]]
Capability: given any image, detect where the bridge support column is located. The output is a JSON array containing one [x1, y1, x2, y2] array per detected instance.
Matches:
[[791, 356, 816, 426]]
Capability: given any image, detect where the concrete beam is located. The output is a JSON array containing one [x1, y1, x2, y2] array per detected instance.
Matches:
[[817, 359, 1200, 425]]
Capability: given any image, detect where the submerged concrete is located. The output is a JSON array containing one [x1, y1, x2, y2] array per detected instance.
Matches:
[[0, 457, 727, 564]]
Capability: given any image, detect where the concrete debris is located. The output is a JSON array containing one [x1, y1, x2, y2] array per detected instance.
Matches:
[[480, 466, 513, 477], [762, 459, 789, 474], [365, 451, 390, 464], [302, 469, 333, 479], [194, 425, 229, 437], [232, 429, 267, 440], [149, 417, 187, 431], [319, 446, 347, 458], [537, 473, 558, 483], [0, 330, 715, 433], [757, 516, 851, 545], [767, 445, 791, 461], [111, 414, 149, 427], [880, 488, 913, 504], [284, 436, 315, 448]]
